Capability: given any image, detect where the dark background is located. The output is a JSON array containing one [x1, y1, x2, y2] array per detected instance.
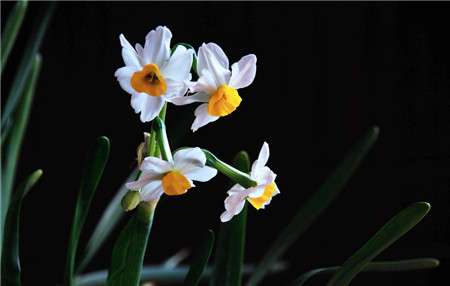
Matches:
[[2, 2, 449, 285]]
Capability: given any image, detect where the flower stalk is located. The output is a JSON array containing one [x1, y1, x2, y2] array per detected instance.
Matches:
[[153, 116, 173, 162]]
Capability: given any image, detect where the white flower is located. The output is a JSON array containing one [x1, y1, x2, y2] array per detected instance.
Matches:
[[173, 43, 257, 132], [126, 148, 217, 201], [115, 26, 194, 122], [220, 142, 280, 222]]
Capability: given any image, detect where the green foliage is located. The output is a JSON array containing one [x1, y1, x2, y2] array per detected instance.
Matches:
[[65, 137, 110, 286], [247, 126, 380, 286], [184, 230, 215, 286], [326, 202, 431, 286]]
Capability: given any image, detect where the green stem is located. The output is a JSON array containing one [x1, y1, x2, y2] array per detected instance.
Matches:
[[152, 117, 173, 162]]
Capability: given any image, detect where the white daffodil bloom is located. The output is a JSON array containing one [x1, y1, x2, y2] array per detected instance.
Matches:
[[126, 148, 217, 201], [174, 43, 257, 131], [220, 142, 280, 222], [115, 26, 194, 122]]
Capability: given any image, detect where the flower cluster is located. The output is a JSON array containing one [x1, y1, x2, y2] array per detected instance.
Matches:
[[115, 26, 279, 222]]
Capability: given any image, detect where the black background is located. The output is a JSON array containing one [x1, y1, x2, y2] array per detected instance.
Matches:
[[1, 2, 449, 285]]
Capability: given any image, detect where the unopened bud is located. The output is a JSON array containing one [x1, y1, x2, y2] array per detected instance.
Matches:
[[136, 132, 151, 166], [121, 191, 141, 212]]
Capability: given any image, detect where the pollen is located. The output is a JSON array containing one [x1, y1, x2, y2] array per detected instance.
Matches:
[[208, 84, 242, 116], [131, 64, 167, 96], [162, 171, 192, 196], [248, 182, 277, 210]]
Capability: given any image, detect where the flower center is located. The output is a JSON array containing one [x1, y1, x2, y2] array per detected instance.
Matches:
[[208, 84, 242, 116], [247, 182, 276, 210], [131, 64, 167, 96], [161, 171, 192, 196]]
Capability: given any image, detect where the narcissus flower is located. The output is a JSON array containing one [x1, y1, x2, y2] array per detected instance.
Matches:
[[126, 148, 217, 202], [176, 43, 257, 131], [220, 142, 279, 222], [115, 26, 194, 122]]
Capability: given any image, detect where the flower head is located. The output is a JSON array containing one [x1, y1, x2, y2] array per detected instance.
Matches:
[[174, 43, 257, 131], [126, 148, 217, 202], [115, 26, 194, 122], [220, 142, 279, 222]]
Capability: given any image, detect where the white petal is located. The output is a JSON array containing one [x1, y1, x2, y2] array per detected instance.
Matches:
[[220, 210, 234, 223], [135, 43, 147, 66], [189, 69, 217, 94], [220, 191, 246, 222], [251, 166, 276, 186], [197, 43, 231, 86], [140, 181, 164, 201], [191, 103, 219, 132], [227, 184, 246, 194], [130, 93, 165, 122], [169, 92, 210, 106], [115, 66, 137, 94], [143, 26, 172, 66], [173, 147, 206, 171], [163, 78, 189, 103], [125, 173, 158, 190], [229, 54, 257, 89], [252, 142, 270, 173], [162, 45, 193, 81], [141, 156, 173, 174], [185, 166, 217, 182], [119, 34, 141, 69], [247, 186, 266, 198]]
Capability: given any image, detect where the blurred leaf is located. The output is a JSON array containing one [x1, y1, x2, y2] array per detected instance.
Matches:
[[1, 55, 41, 250], [106, 202, 155, 286], [1, 3, 55, 132], [291, 258, 439, 286], [326, 202, 431, 286], [211, 151, 251, 286], [247, 126, 380, 286], [184, 230, 215, 286], [0, 0, 28, 73], [77, 168, 138, 273], [1, 169, 42, 286], [65, 137, 110, 286]]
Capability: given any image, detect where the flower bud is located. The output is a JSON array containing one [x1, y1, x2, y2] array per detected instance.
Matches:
[[121, 190, 141, 212], [136, 132, 151, 166]]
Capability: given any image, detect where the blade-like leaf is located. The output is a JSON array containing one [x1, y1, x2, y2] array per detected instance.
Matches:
[[211, 151, 251, 286], [106, 202, 156, 286], [1, 169, 42, 286], [65, 137, 110, 286], [247, 126, 379, 286], [1, 2, 55, 131], [291, 258, 439, 286], [0, 0, 28, 73], [1, 55, 41, 252], [326, 202, 431, 286], [184, 230, 215, 286], [77, 168, 139, 273]]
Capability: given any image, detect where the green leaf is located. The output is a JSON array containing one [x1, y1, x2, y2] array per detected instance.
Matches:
[[291, 258, 439, 286], [1, 55, 41, 252], [77, 168, 139, 273], [0, 0, 28, 73], [326, 202, 431, 286], [184, 230, 215, 286], [65, 137, 110, 286], [1, 2, 55, 131], [106, 202, 156, 286], [1, 169, 42, 286], [247, 126, 380, 286], [211, 151, 251, 286]]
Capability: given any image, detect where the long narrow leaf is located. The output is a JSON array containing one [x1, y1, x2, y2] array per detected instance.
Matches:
[[65, 137, 110, 286], [77, 168, 139, 273], [1, 55, 41, 254], [0, 0, 28, 73], [184, 230, 215, 286], [1, 2, 55, 131], [247, 126, 379, 286], [1, 169, 42, 286], [211, 151, 251, 286], [326, 202, 431, 286], [291, 258, 439, 286]]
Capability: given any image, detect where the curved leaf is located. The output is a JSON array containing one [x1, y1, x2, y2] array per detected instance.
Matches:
[[247, 126, 379, 286], [184, 230, 215, 286], [65, 137, 110, 286], [1, 169, 42, 286], [327, 202, 431, 286]]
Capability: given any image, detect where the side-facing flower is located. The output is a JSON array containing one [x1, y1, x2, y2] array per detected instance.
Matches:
[[220, 142, 280, 222], [115, 26, 194, 122], [174, 43, 257, 131], [126, 148, 217, 202]]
